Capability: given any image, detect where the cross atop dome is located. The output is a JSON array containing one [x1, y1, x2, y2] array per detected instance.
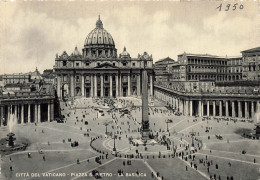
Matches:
[[96, 15, 103, 28]]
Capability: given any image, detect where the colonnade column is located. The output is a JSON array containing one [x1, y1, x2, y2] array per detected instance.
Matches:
[[51, 102, 54, 121], [34, 104, 38, 123], [110, 75, 113, 97], [21, 104, 24, 124], [137, 74, 141, 96], [245, 101, 249, 118], [119, 74, 122, 96], [225, 101, 229, 117], [38, 104, 41, 123], [128, 74, 131, 96], [198, 100, 202, 117], [116, 74, 119, 97], [238, 101, 242, 118], [251, 101, 255, 119], [7, 105, 11, 126], [207, 101, 210, 116], [185, 100, 188, 116], [71, 74, 74, 97], [219, 101, 222, 117], [81, 75, 85, 97], [189, 100, 193, 116], [14, 105, 17, 120], [213, 101, 216, 116], [100, 74, 104, 97], [150, 75, 153, 96], [232, 101, 235, 117], [57, 75, 61, 98], [48, 103, 51, 122], [94, 74, 97, 97], [0, 106, 4, 126], [91, 74, 94, 97], [28, 104, 31, 123], [201, 101, 204, 116]]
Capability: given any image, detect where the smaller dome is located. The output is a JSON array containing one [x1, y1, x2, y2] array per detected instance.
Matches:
[[119, 46, 131, 58], [72, 46, 81, 56]]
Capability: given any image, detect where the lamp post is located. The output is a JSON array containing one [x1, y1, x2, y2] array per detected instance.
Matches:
[[165, 119, 172, 132]]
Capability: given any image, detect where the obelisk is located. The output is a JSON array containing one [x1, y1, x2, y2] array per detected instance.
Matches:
[[141, 69, 150, 140]]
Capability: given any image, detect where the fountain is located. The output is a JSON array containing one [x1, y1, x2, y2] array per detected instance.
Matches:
[[0, 112, 28, 155]]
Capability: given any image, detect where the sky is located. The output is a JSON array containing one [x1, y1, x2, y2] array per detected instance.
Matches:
[[0, 1, 259, 74]]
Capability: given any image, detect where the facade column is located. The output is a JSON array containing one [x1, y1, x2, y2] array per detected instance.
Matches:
[[34, 104, 38, 123], [38, 104, 41, 123], [198, 100, 202, 117], [21, 104, 24, 124], [150, 75, 153, 96], [189, 100, 193, 116], [207, 101, 210, 116], [232, 101, 235, 117], [219, 101, 222, 117], [115, 74, 119, 97], [225, 101, 229, 117], [238, 101, 242, 118], [91, 74, 94, 97], [7, 105, 11, 126], [0, 106, 4, 126], [137, 74, 141, 96], [28, 104, 31, 123], [101, 74, 104, 97], [94, 74, 97, 97], [245, 101, 249, 118], [57, 75, 61, 98], [110, 74, 113, 97], [48, 103, 51, 122], [70, 74, 74, 97], [81, 75, 85, 97], [251, 101, 255, 119], [127, 74, 131, 96]]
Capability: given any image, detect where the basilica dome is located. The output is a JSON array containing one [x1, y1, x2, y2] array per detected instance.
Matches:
[[84, 16, 115, 46], [83, 16, 117, 58]]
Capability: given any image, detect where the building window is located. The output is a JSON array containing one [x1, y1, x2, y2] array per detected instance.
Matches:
[[113, 63, 115, 66], [63, 61, 67, 66], [112, 76, 115, 81], [76, 63, 79, 67], [86, 62, 90, 66], [105, 75, 108, 81], [133, 63, 135, 66], [97, 63, 100, 66], [76, 76, 79, 82], [123, 62, 127, 66]]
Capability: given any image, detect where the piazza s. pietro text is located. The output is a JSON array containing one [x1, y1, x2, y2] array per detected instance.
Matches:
[[0, 2, 260, 180]]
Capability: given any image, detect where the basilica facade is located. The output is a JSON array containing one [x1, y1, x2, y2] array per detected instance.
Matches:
[[54, 16, 154, 99]]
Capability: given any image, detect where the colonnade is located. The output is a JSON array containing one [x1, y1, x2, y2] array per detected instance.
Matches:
[[154, 90, 259, 119], [0, 101, 54, 127]]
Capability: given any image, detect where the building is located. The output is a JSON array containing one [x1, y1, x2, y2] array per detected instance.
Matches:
[[241, 47, 260, 81], [42, 69, 55, 84], [154, 57, 175, 82], [2, 68, 43, 87], [54, 16, 154, 99], [154, 47, 260, 120]]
